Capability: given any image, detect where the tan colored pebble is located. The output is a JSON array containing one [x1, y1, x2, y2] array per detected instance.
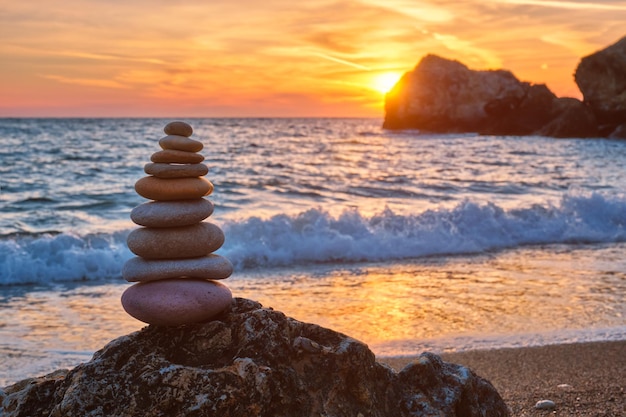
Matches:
[[127, 222, 225, 259], [121, 279, 232, 326], [159, 135, 203, 152], [130, 199, 214, 227], [135, 176, 213, 200], [122, 254, 234, 282], [151, 149, 204, 164], [144, 162, 209, 179], [164, 121, 193, 137]]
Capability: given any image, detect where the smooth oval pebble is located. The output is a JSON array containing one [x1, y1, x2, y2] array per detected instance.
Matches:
[[121, 279, 232, 326], [122, 254, 234, 282], [135, 177, 213, 200], [130, 199, 214, 227], [164, 121, 193, 137], [127, 222, 225, 259], [144, 162, 209, 179], [159, 135, 203, 152], [151, 149, 204, 164], [534, 400, 556, 410]]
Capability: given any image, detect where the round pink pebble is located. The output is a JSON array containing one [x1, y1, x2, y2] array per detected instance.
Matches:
[[121, 279, 232, 326]]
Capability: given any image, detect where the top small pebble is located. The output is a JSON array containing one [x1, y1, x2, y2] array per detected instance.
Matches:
[[164, 121, 193, 137]]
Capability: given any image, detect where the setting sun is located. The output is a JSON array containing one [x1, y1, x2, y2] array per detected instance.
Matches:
[[371, 72, 403, 94]]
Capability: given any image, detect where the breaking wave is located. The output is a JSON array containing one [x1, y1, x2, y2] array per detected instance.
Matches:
[[1, 193, 625, 285]]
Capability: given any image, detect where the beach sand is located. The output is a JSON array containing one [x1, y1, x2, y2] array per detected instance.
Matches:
[[380, 340, 625, 416]]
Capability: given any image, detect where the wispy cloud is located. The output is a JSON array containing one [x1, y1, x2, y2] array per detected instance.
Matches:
[[57, 51, 166, 65], [431, 33, 503, 68], [360, 0, 455, 22], [500, 0, 626, 11], [41, 75, 129, 89], [310, 52, 372, 71]]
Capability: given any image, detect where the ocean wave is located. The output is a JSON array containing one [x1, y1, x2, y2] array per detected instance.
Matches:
[[0, 232, 132, 286], [222, 192, 626, 268], [1, 193, 625, 286]]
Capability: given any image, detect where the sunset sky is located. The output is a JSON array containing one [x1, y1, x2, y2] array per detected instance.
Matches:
[[1, 0, 625, 118]]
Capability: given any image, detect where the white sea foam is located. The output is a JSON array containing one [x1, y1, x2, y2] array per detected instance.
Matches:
[[1, 193, 625, 286], [221, 192, 626, 268], [0, 232, 132, 286]]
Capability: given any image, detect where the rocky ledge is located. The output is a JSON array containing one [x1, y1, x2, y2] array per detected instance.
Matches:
[[0, 298, 509, 417], [384, 36, 626, 139]]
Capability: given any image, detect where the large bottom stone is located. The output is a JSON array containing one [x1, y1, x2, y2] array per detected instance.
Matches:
[[121, 279, 232, 326], [1, 299, 510, 417]]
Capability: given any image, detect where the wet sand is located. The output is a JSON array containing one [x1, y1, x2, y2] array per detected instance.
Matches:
[[380, 340, 625, 416]]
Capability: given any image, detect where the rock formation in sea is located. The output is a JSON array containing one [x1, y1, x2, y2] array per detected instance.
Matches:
[[0, 298, 509, 417], [384, 36, 626, 138], [575, 36, 626, 138]]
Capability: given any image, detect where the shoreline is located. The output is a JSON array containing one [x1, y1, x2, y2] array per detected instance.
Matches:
[[380, 340, 625, 416]]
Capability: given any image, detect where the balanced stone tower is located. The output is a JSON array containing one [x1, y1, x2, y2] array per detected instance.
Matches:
[[121, 121, 234, 326]]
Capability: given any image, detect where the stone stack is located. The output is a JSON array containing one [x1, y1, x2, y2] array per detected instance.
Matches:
[[121, 121, 234, 326]]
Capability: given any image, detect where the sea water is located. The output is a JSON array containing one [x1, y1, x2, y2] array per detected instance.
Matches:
[[1, 118, 625, 386]]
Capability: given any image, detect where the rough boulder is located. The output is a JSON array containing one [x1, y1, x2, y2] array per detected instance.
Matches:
[[384, 54, 528, 133], [575, 35, 626, 137], [383, 50, 614, 138], [1, 298, 509, 417]]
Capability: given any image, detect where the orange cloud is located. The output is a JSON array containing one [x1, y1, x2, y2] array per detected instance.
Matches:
[[500, 0, 626, 11], [41, 75, 130, 89], [1, 1, 625, 116]]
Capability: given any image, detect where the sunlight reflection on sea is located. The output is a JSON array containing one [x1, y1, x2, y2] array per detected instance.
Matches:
[[1, 242, 624, 386]]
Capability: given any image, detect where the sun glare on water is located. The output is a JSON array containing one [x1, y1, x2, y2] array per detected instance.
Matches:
[[371, 71, 402, 94]]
